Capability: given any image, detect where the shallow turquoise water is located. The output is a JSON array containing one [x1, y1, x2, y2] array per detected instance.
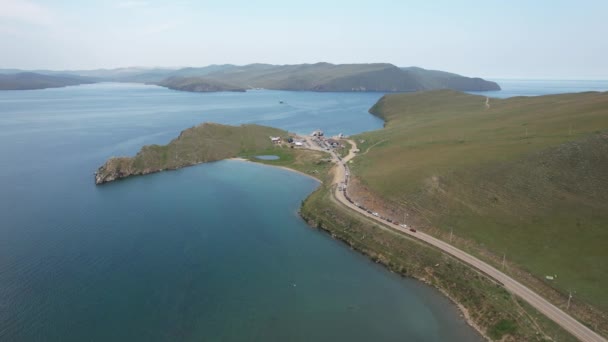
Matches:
[[0, 84, 482, 341]]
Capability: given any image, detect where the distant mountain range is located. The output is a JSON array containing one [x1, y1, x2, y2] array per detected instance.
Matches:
[[0, 72, 96, 90], [0, 63, 500, 92], [157, 76, 246, 93]]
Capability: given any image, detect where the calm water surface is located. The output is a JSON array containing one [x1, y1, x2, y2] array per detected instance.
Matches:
[[469, 79, 608, 98], [0, 84, 482, 341], [255, 155, 280, 160]]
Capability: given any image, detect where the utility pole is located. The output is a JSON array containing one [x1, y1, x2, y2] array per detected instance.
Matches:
[[567, 291, 573, 310], [502, 253, 506, 270], [449, 228, 453, 243]]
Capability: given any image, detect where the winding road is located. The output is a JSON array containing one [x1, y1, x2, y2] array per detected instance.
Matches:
[[306, 137, 605, 342]]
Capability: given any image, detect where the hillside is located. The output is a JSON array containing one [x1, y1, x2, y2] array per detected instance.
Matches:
[[349, 90, 608, 317], [157, 76, 246, 92], [401, 67, 499, 91], [0, 72, 96, 90], [95, 123, 286, 184], [156, 63, 500, 93], [71, 65, 236, 83], [1, 64, 500, 92]]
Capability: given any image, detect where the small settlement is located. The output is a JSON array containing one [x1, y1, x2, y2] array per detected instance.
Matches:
[[308, 130, 345, 151], [269, 129, 346, 151], [267, 130, 413, 232]]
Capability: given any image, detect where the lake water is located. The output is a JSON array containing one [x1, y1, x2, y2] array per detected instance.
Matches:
[[0, 84, 483, 341], [469, 78, 608, 98], [255, 155, 280, 160]]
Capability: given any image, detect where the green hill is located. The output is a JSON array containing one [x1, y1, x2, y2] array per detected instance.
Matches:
[[350, 90, 608, 315], [157, 76, 246, 92], [72, 65, 236, 83], [401, 67, 499, 91], [0, 72, 96, 90], [95, 123, 285, 184], [2, 64, 500, 92], [156, 63, 500, 93]]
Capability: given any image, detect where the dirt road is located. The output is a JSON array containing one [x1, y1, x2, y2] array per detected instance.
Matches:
[[324, 138, 605, 342]]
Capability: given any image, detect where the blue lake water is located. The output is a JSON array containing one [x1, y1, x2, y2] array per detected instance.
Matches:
[[469, 79, 608, 98], [0, 83, 483, 341], [3, 79, 603, 341]]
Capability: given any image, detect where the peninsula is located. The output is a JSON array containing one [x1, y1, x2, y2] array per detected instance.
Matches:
[[95, 90, 608, 341], [95, 123, 285, 184]]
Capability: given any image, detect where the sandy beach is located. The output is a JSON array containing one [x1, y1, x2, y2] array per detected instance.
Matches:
[[229, 157, 323, 183]]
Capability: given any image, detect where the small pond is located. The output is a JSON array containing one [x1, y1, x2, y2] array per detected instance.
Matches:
[[255, 155, 280, 160]]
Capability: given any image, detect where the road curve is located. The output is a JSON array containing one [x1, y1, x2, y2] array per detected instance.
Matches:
[[321, 138, 605, 342]]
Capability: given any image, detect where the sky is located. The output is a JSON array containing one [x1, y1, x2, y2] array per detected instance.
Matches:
[[1, 0, 607, 79]]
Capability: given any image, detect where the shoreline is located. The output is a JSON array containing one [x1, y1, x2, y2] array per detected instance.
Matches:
[[228, 157, 323, 183], [301, 199, 489, 341], [231, 156, 487, 340], [95, 151, 488, 338], [93, 126, 583, 340], [304, 210, 489, 341]]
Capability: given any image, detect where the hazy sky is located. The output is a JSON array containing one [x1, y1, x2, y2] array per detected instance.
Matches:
[[1, 0, 607, 79]]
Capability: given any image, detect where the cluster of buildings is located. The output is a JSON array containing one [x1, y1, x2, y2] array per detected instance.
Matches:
[[310, 130, 345, 150], [269, 129, 346, 151]]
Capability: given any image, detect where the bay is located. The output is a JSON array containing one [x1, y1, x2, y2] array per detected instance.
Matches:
[[0, 84, 481, 341]]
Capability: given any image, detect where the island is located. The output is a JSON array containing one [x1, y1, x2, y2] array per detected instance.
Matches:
[[0, 72, 96, 90]]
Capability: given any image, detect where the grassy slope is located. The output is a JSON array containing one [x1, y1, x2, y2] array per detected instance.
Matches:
[[351, 90, 608, 314], [300, 175, 577, 341], [247, 140, 578, 340], [96, 123, 286, 183], [94, 115, 579, 340], [402, 67, 496, 91], [164, 63, 499, 92], [240, 146, 334, 180]]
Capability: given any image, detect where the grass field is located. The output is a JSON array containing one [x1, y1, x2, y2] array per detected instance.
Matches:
[[96, 123, 289, 183], [240, 145, 334, 180], [299, 177, 578, 341], [247, 139, 578, 340], [349, 90, 608, 321]]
